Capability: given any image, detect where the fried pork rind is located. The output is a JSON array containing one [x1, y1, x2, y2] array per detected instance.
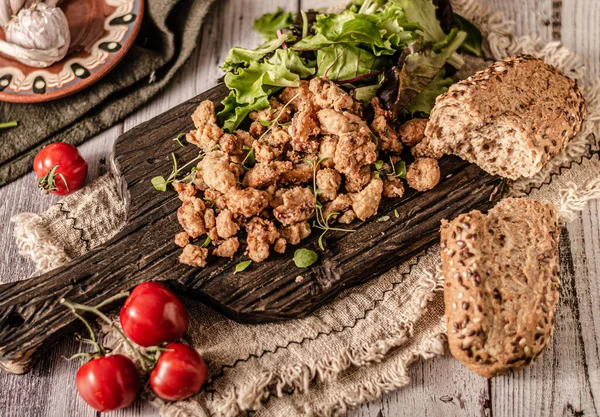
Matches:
[[173, 77, 439, 267]]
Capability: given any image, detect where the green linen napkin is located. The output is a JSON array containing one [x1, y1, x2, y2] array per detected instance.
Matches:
[[0, 0, 216, 187]]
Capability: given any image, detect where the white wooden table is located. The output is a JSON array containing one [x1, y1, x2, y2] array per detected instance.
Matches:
[[1, 0, 598, 415]]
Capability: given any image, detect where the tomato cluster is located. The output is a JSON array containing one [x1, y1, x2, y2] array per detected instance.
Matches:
[[72, 282, 208, 412]]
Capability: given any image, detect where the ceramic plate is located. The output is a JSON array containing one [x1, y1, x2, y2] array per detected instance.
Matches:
[[0, 0, 144, 103]]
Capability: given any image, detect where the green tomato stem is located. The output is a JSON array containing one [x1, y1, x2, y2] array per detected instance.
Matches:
[[93, 292, 130, 309], [60, 296, 153, 370], [70, 310, 104, 356]]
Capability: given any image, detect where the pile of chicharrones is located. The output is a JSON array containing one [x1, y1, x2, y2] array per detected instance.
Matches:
[[173, 76, 440, 267]]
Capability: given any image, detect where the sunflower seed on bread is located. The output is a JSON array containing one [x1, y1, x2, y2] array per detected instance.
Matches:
[[418, 55, 586, 180], [441, 198, 560, 378]]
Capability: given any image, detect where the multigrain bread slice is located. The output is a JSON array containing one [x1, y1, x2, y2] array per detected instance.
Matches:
[[440, 198, 560, 378], [416, 55, 586, 180]]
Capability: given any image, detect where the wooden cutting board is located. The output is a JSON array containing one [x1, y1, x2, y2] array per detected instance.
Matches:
[[0, 83, 505, 374]]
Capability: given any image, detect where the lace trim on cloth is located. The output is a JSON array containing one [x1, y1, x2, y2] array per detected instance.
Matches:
[[12, 174, 125, 271]]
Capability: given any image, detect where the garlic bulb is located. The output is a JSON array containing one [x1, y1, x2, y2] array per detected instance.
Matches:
[[0, 1, 70, 68]]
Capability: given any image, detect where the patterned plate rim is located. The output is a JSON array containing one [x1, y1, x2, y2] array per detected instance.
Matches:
[[0, 0, 145, 104]]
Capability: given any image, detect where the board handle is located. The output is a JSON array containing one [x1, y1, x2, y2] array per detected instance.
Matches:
[[0, 206, 183, 374], [0, 250, 127, 373]]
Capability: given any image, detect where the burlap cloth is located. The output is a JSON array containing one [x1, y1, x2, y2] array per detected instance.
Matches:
[[9, 1, 600, 416], [0, 0, 217, 187]]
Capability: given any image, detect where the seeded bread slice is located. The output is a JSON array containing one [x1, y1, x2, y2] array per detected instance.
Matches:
[[441, 198, 559, 378], [419, 55, 586, 179]]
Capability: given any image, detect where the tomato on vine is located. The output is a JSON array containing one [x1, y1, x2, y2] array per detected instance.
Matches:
[[120, 282, 189, 347], [76, 354, 140, 412], [33, 142, 87, 195], [61, 296, 144, 413], [150, 343, 208, 401]]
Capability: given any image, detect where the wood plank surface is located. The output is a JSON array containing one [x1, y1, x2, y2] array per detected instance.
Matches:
[[0, 0, 598, 416]]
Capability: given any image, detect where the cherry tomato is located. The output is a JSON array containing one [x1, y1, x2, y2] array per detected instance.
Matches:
[[33, 142, 87, 195], [120, 282, 188, 347], [76, 355, 139, 412], [150, 343, 208, 401]]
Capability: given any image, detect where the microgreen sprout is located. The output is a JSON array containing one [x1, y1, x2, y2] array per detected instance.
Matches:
[[256, 92, 300, 143], [239, 92, 300, 173], [304, 156, 355, 251], [0, 120, 18, 130], [374, 157, 406, 180], [200, 235, 211, 248], [173, 133, 187, 147], [235, 260, 252, 273], [241, 146, 256, 171], [152, 151, 205, 192]]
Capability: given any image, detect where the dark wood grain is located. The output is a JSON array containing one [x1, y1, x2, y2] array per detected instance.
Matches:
[[0, 83, 505, 375]]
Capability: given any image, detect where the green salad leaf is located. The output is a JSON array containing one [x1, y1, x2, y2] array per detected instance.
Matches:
[[218, 0, 478, 131], [253, 7, 293, 39], [219, 48, 314, 131], [316, 44, 385, 82], [351, 0, 387, 14], [453, 13, 483, 57], [403, 69, 453, 115], [352, 73, 385, 102], [293, 248, 319, 268], [395, 28, 466, 111], [219, 91, 270, 132], [295, 3, 419, 56], [394, 0, 464, 68], [224, 61, 299, 104], [221, 34, 293, 72], [394, 0, 445, 43], [268, 49, 316, 78]]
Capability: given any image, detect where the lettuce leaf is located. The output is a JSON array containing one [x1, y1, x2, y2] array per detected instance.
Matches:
[[253, 7, 293, 39], [393, 0, 445, 43], [315, 44, 387, 82], [219, 91, 271, 133], [224, 62, 298, 105], [294, 3, 419, 56], [268, 49, 316, 78], [352, 73, 385, 102], [403, 69, 452, 115], [347, 0, 387, 14], [219, 49, 314, 131], [453, 13, 483, 57], [393, 0, 464, 68], [379, 28, 465, 116], [221, 34, 293, 72], [396, 28, 465, 107]]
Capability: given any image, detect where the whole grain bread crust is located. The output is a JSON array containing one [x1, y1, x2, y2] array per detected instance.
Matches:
[[421, 55, 586, 179], [441, 198, 560, 378]]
